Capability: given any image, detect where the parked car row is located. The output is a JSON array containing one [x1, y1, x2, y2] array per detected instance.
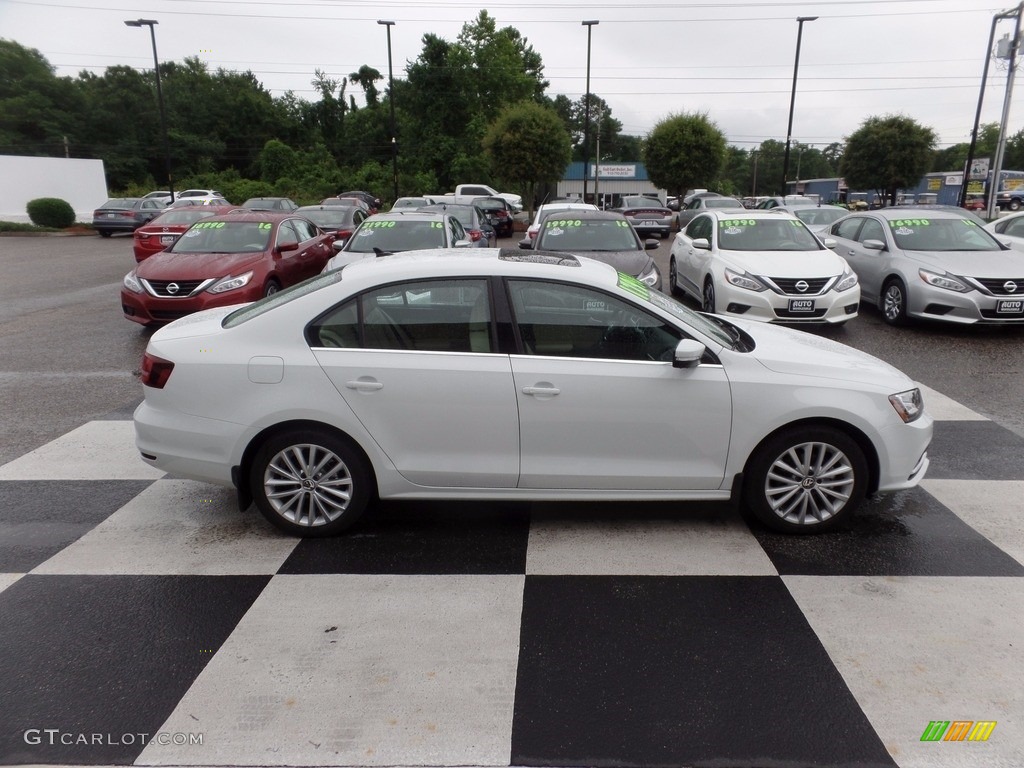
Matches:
[[667, 205, 1024, 328]]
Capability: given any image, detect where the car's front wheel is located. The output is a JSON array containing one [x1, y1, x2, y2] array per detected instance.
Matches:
[[249, 428, 372, 537], [702, 278, 716, 313], [744, 426, 867, 533], [881, 278, 908, 325]]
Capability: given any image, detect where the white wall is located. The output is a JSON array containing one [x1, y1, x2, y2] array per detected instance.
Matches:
[[0, 155, 108, 223]]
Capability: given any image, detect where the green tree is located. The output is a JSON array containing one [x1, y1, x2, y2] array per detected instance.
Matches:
[[0, 39, 78, 157], [642, 112, 727, 202], [483, 102, 571, 216], [349, 65, 382, 107], [841, 115, 937, 206]]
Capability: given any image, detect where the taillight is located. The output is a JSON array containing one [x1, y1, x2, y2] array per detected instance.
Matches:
[[336, 229, 352, 238], [468, 229, 483, 241], [140, 352, 174, 389]]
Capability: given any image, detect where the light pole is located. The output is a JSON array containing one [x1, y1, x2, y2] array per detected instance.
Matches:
[[582, 20, 599, 203], [781, 16, 817, 197], [378, 20, 399, 202], [125, 19, 173, 202]]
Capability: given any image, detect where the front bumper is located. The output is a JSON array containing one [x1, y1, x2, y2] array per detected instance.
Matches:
[[121, 284, 261, 325]]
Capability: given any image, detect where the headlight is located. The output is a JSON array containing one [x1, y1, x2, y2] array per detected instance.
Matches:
[[638, 262, 660, 287], [123, 271, 143, 294], [889, 388, 924, 423], [724, 268, 766, 292], [835, 270, 859, 292], [208, 271, 254, 294], [919, 269, 969, 293]]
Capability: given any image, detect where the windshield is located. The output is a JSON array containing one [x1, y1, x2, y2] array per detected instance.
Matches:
[[888, 217, 1002, 252], [794, 208, 846, 226], [345, 219, 447, 253], [717, 218, 822, 252], [171, 221, 272, 253], [536, 219, 639, 252]]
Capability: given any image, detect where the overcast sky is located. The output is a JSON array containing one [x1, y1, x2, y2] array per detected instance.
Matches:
[[1, 0, 1018, 155]]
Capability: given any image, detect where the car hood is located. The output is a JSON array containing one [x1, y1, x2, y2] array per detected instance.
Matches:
[[901, 248, 1024, 277], [554, 249, 653, 276], [724, 248, 849, 277], [135, 250, 265, 278], [731, 318, 914, 389]]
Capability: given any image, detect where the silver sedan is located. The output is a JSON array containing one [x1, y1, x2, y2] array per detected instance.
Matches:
[[826, 208, 1024, 325]]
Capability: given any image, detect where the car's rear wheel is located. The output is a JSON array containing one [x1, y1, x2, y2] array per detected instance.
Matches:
[[744, 426, 867, 533], [881, 278, 908, 325], [702, 278, 716, 313], [98, 231, 112, 238], [1011, 199, 1022, 211], [250, 428, 372, 537]]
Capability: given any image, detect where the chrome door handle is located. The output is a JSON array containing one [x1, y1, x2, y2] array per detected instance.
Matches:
[[345, 379, 384, 391], [522, 385, 560, 396]]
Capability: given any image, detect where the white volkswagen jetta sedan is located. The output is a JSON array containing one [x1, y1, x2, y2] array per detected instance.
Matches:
[[669, 210, 860, 324], [134, 249, 931, 537]]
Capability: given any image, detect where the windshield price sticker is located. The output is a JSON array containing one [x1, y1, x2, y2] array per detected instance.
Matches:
[[430, 222, 443, 229], [258, 222, 272, 230], [719, 219, 756, 227], [192, 221, 225, 229], [364, 221, 397, 229], [617, 272, 650, 301], [889, 219, 930, 228], [546, 219, 583, 228]]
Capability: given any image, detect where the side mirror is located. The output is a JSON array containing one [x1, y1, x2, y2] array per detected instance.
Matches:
[[644, 238, 660, 250], [454, 239, 473, 248], [518, 238, 534, 250], [821, 237, 837, 248], [692, 238, 711, 251], [275, 241, 299, 253], [862, 239, 886, 251], [332, 239, 347, 252], [672, 339, 706, 369]]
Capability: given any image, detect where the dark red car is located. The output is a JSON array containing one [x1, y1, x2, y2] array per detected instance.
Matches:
[[121, 212, 335, 325], [132, 205, 238, 262]]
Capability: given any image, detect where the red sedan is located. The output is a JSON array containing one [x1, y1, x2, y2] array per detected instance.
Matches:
[[122, 212, 335, 325], [132, 206, 238, 262]]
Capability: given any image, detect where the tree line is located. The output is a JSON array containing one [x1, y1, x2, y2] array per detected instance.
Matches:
[[3, 11, 1023, 209]]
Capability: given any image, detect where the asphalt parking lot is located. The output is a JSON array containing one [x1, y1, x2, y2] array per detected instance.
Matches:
[[1, 232, 1023, 768]]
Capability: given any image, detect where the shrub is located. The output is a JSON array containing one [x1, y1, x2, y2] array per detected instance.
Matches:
[[26, 198, 76, 228]]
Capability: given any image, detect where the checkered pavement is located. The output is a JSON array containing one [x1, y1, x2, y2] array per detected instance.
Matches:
[[0, 384, 1022, 768]]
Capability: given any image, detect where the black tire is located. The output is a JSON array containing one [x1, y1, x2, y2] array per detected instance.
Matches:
[[743, 426, 867, 534], [1011, 199, 1022, 212], [263, 278, 281, 297], [668, 257, 682, 296], [702, 277, 716, 313], [880, 277, 909, 326], [98, 230, 112, 238], [249, 428, 373, 537]]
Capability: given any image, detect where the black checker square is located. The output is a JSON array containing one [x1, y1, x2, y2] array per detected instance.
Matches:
[[752, 486, 1024, 577], [0, 480, 155, 572], [511, 575, 896, 768], [926, 420, 1024, 481], [0, 574, 269, 765], [279, 499, 531, 574]]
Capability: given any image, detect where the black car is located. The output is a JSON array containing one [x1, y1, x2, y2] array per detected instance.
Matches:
[[295, 204, 368, 240], [241, 197, 299, 212], [337, 190, 381, 213], [92, 198, 167, 237], [521, 209, 662, 289], [475, 196, 516, 237]]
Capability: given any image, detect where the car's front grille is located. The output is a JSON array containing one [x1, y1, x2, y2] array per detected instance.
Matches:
[[774, 307, 828, 319], [144, 279, 206, 297], [767, 277, 833, 295], [972, 277, 1024, 296]]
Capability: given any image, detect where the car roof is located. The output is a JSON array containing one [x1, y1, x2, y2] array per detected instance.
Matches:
[[701, 209, 797, 221], [296, 204, 357, 212], [539, 209, 630, 222], [337, 247, 616, 288], [864, 208, 968, 220]]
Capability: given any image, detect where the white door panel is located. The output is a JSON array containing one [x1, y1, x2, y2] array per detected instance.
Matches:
[[511, 355, 732, 490], [314, 349, 519, 487]]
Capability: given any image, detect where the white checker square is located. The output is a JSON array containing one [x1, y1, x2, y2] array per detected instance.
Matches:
[[138, 574, 524, 766], [32, 480, 297, 575], [0, 421, 164, 480], [784, 575, 1024, 767]]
